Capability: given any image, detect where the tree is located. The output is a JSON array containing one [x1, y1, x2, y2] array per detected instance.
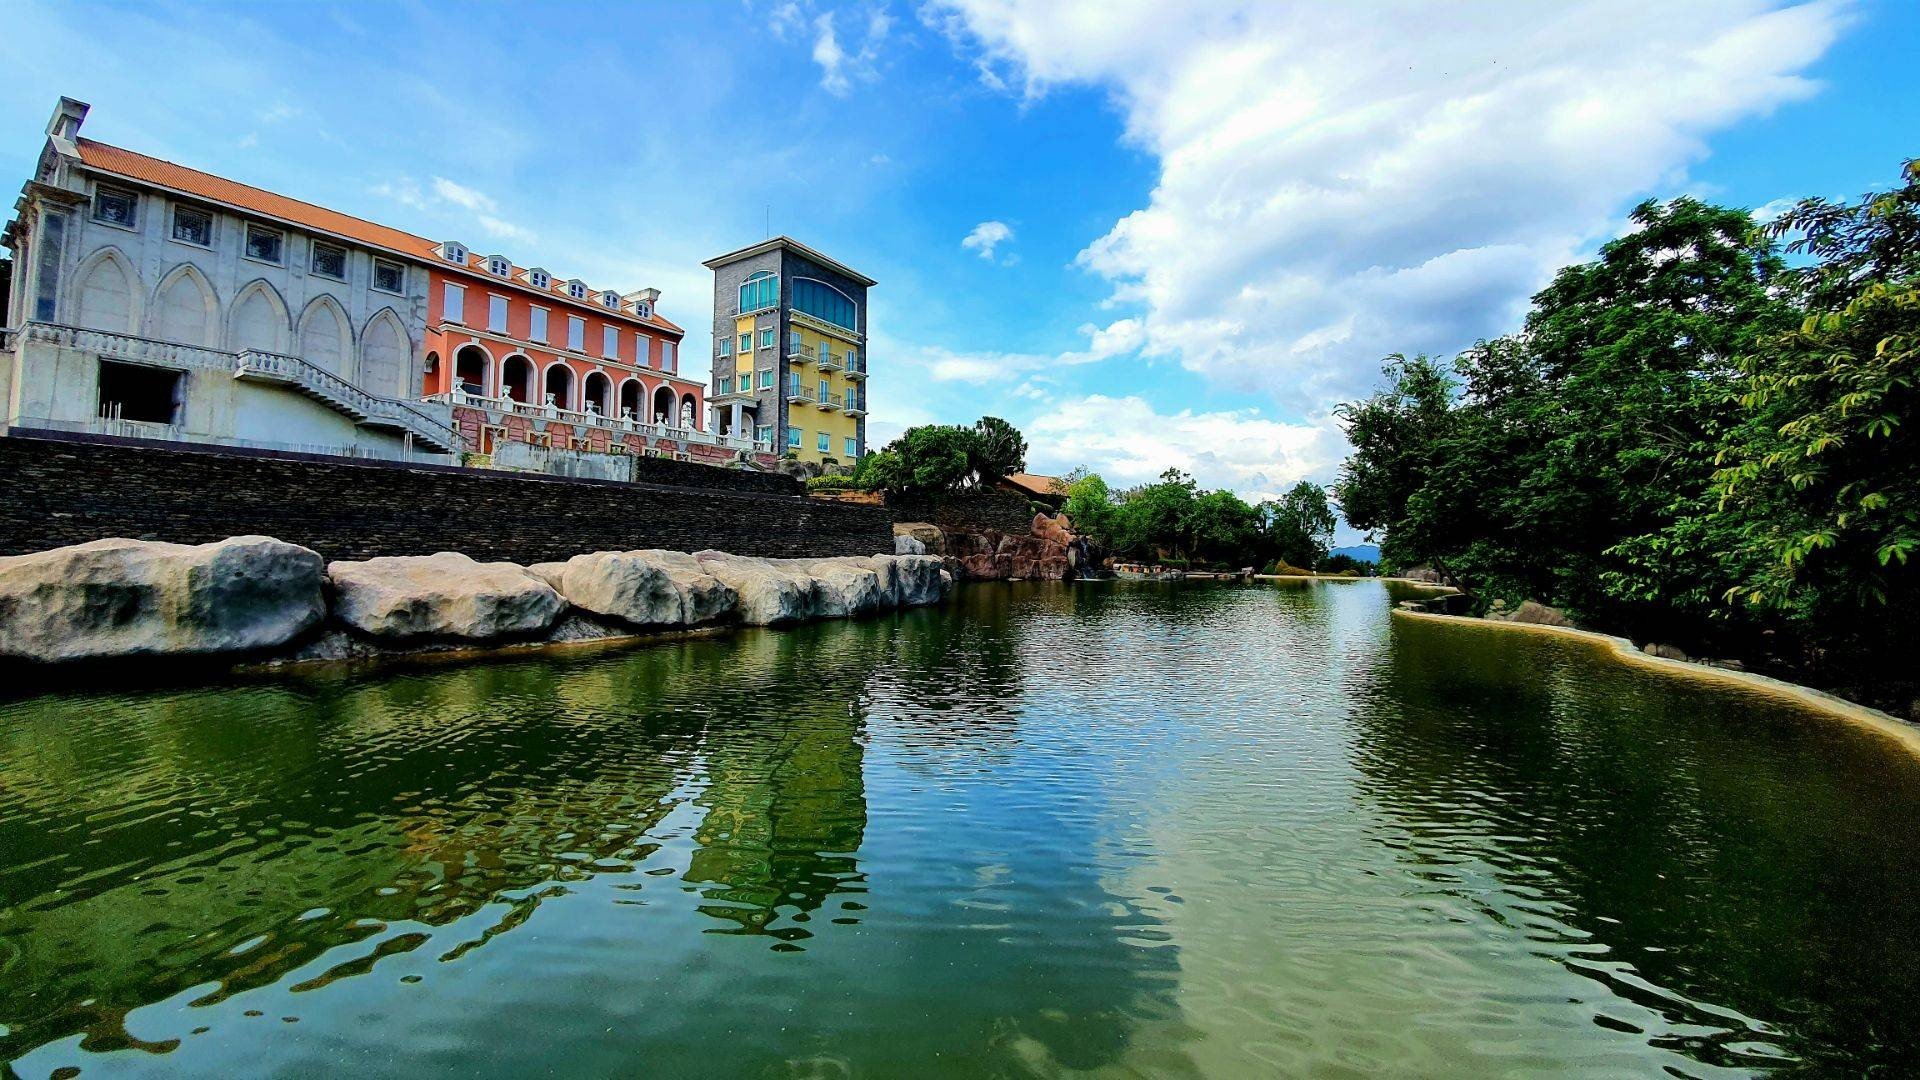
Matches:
[[1113, 469, 1199, 558], [970, 416, 1028, 484], [1061, 467, 1116, 543], [1334, 354, 1459, 572], [883, 425, 975, 495], [1266, 482, 1336, 569]]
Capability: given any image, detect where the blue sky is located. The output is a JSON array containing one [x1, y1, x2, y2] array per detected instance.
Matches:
[[2, 1, 1914, 541]]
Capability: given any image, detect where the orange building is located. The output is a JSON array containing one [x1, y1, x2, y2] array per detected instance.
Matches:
[[421, 245, 760, 461]]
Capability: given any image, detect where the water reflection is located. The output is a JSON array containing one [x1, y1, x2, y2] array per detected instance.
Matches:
[[1350, 615, 1920, 1074]]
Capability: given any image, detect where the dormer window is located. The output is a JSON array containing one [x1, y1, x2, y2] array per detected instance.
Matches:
[[635, 301, 653, 319], [488, 257, 511, 277], [526, 268, 550, 289], [601, 290, 620, 308], [566, 280, 586, 300], [440, 241, 468, 264]]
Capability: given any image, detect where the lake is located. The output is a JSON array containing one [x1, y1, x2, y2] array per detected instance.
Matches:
[[4, 579, 1919, 1077]]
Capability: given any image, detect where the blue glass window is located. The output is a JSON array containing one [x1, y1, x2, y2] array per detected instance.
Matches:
[[792, 278, 856, 330], [739, 271, 778, 313], [787, 426, 802, 449]]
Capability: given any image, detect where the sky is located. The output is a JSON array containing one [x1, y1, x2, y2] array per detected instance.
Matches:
[[1, 0, 1914, 542]]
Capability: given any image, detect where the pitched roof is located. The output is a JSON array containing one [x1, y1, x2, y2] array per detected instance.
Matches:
[[73, 137, 684, 335], [1000, 472, 1067, 499]]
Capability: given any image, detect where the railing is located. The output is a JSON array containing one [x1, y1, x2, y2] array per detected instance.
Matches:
[[816, 348, 841, 372], [844, 395, 867, 416], [20, 322, 461, 452], [787, 385, 817, 405], [818, 390, 843, 410], [10, 413, 459, 465], [786, 341, 815, 363], [433, 388, 773, 455], [843, 354, 866, 379]]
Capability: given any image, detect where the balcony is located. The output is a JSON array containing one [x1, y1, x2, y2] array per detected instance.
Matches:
[[842, 354, 867, 380], [816, 349, 841, 373], [786, 384, 816, 406], [786, 341, 815, 364], [817, 390, 842, 411], [844, 397, 867, 418]]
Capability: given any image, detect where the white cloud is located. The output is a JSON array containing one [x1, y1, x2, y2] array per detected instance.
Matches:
[[813, 13, 851, 94], [928, 0, 1848, 414], [1027, 395, 1343, 501], [804, 5, 890, 96], [372, 175, 537, 244], [961, 219, 1014, 260], [1751, 195, 1802, 223], [898, 317, 1143, 383]]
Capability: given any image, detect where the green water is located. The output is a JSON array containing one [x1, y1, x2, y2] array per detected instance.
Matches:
[[4, 580, 1920, 1078]]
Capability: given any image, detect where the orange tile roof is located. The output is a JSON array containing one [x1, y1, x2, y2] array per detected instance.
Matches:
[[1001, 472, 1067, 498], [74, 137, 684, 335]]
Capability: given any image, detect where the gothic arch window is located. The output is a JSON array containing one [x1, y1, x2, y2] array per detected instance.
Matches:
[[359, 308, 410, 398], [297, 295, 352, 376], [228, 280, 290, 354], [72, 248, 140, 333], [150, 264, 217, 346]]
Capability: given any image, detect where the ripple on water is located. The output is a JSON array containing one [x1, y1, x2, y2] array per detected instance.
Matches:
[[3, 581, 1919, 1077]]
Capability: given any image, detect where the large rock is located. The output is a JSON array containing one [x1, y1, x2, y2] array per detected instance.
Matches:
[[893, 521, 945, 556], [0, 535, 325, 662], [894, 533, 927, 556], [693, 551, 818, 625], [798, 557, 891, 617], [328, 552, 565, 640], [533, 550, 735, 627], [896, 554, 947, 606], [1502, 600, 1576, 628]]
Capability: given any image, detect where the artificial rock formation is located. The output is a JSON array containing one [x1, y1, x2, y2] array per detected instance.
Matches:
[[532, 550, 736, 628], [0, 535, 326, 662], [328, 552, 567, 640]]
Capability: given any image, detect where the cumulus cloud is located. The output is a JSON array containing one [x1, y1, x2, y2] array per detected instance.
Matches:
[[961, 219, 1014, 260], [904, 317, 1144, 383], [810, 7, 891, 96], [928, 0, 1847, 413], [1027, 395, 1343, 501]]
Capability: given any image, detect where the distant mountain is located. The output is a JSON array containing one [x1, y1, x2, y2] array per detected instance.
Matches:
[[1330, 544, 1380, 564]]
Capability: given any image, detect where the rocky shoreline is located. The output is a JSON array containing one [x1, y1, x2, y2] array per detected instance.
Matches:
[[0, 535, 951, 676]]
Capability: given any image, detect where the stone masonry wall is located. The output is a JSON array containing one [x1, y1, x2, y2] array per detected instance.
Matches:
[[886, 490, 1036, 534], [0, 431, 892, 564]]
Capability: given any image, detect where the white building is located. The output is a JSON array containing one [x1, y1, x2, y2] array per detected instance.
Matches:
[[0, 98, 459, 459]]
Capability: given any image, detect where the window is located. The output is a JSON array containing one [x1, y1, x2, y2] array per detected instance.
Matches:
[[818, 378, 830, 401], [818, 343, 833, 366], [310, 242, 348, 281], [845, 437, 858, 458], [530, 306, 549, 343], [719, 337, 732, 358], [663, 342, 675, 372], [601, 291, 620, 308], [788, 426, 802, 449], [443, 282, 466, 324], [442, 242, 467, 264], [718, 376, 733, 395], [602, 325, 620, 358], [97, 361, 183, 425], [488, 257, 511, 276], [818, 432, 830, 453], [372, 258, 405, 294], [759, 328, 775, 350], [636, 336, 653, 367], [91, 185, 137, 227], [739, 270, 778, 313], [567, 315, 585, 351], [635, 300, 652, 319], [758, 424, 773, 444], [488, 294, 509, 333], [793, 278, 856, 330], [566, 280, 586, 300], [528, 269, 550, 289], [787, 371, 802, 395], [757, 368, 773, 389], [845, 346, 859, 371], [244, 223, 284, 264], [737, 333, 751, 353], [170, 204, 213, 247]]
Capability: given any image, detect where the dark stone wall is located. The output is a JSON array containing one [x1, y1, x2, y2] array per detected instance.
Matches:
[[0, 431, 894, 564], [887, 490, 1036, 534]]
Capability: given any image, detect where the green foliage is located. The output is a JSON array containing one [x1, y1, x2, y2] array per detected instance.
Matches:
[[970, 416, 1028, 482], [805, 475, 860, 492], [1334, 162, 1920, 708], [1054, 465, 1329, 569], [867, 416, 1031, 495]]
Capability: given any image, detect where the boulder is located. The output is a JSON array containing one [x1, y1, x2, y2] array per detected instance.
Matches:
[[1504, 600, 1576, 628], [893, 521, 946, 556], [896, 554, 948, 606], [693, 551, 817, 625], [1642, 642, 1690, 662], [328, 552, 565, 640], [1032, 513, 1073, 547], [797, 557, 891, 617], [0, 535, 325, 662], [536, 550, 735, 627], [894, 533, 927, 556]]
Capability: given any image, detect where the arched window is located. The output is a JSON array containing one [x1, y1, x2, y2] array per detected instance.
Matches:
[[618, 378, 642, 421], [501, 354, 534, 402], [652, 385, 676, 426], [360, 310, 410, 398], [456, 345, 493, 397], [680, 393, 699, 430], [739, 270, 777, 313], [152, 265, 217, 346], [792, 278, 856, 330], [74, 250, 139, 333], [545, 363, 575, 410], [583, 371, 612, 416]]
